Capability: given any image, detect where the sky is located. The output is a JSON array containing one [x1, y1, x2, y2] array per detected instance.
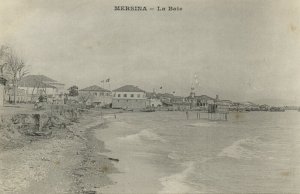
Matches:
[[0, 0, 300, 105]]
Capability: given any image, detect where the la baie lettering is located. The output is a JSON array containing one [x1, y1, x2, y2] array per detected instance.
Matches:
[[157, 6, 183, 11], [169, 6, 182, 11]]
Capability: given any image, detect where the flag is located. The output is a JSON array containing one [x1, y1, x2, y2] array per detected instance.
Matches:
[[106, 78, 110, 82]]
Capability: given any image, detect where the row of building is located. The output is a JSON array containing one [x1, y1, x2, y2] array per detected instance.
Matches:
[[0, 74, 264, 111]]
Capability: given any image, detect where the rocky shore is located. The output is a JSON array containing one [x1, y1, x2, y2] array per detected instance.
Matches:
[[0, 109, 117, 194]]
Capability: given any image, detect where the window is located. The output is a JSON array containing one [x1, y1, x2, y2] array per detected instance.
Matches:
[[124, 94, 127, 97], [118, 94, 121, 97], [137, 94, 140, 98], [131, 94, 134, 98], [113, 93, 116, 97], [95, 93, 97, 96]]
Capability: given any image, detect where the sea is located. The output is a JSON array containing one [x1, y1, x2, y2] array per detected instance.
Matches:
[[96, 111, 300, 193]]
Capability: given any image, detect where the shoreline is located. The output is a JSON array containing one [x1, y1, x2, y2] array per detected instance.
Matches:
[[70, 115, 118, 194], [2, 110, 297, 193], [93, 114, 165, 194], [0, 110, 117, 193]]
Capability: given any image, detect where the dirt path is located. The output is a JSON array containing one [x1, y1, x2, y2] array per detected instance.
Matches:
[[0, 112, 116, 194]]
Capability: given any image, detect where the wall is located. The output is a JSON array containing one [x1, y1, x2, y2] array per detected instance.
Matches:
[[19, 87, 57, 96], [112, 98, 146, 109], [79, 91, 112, 106], [146, 99, 162, 107], [113, 91, 146, 99]]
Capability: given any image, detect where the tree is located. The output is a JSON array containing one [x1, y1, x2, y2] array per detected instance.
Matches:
[[78, 93, 91, 105], [68, 85, 79, 96], [30, 76, 46, 102], [0, 45, 10, 76], [6, 50, 28, 104]]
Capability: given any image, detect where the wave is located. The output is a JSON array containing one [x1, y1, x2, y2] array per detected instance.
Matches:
[[118, 129, 166, 143], [218, 137, 263, 160], [168, 151, 181, 160], [159, 161, 199, 194], [83, 119, 106, 130], [187, 122, 218, 128]]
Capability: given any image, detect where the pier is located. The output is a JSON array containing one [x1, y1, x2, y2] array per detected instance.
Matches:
[[186, 111, 228, 121], [185, 104, 229, 121]]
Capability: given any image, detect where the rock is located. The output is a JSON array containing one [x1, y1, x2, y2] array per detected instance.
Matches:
[[108, 157, 119, 162]]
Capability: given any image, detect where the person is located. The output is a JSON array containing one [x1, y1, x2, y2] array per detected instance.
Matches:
[[186, 111, 189, 120], [114, 113, 116, 119]]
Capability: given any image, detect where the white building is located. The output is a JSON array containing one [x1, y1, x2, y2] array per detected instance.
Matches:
[[79, 85, 112, 107], [112, 85, 147, 110], [17, 75, 65, 102], [145, 92, 162, 108]]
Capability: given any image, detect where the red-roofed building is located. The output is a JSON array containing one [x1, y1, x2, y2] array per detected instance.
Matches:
[[112, 85, 146, 110]]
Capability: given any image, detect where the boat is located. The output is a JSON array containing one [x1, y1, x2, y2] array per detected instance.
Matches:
[[141, 107, 155, 112], [269, 107, 285, 112]]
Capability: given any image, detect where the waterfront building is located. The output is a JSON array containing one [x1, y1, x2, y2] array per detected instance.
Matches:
[[145, 92, 162, 108], [186, 92, 216, 110], [112, 85, 146, 110], [79, 85, 112, 107], [17, 75, 65, 103]]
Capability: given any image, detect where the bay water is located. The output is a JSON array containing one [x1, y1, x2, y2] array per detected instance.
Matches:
[[96, 111, 300, 193]]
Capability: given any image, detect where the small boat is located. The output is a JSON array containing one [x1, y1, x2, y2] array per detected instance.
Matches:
[[122, 108, 133, 112], [269, 107, 285, 112], [141, 108, 155, 112]]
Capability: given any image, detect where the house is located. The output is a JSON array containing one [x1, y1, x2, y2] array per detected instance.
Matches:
[[215, 99, 232, 113], [186, 92, 216, 110], [112, 85, 147, 110], [171, 96, 190, 110], [240, 101, 260, 111], [157, 93, 174, 103], [5, 87, 26, 103], [217, 100, 233, 107], [147, 98, 162, 108], [259, 104, 270, 111], [17, 75, 65, 103], [0, 76, 7, 106], [79, 85, 112, 107], [146, 92, 162, 108], [148, 92, 175, 107], [171, 96, 186, 104]]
